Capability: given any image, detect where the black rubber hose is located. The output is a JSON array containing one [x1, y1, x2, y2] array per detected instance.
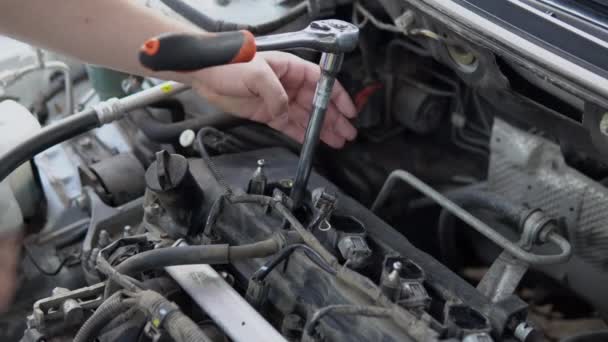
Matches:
[[0, 108, 99, 183], [160, 0, 308, 34], [129, 108, 243, 143], [114, 244, 231, 277], [73, 292, 136, 342], [115, 239, 279, 276], [560, 331, 608, 342], [104, 239, 280, 296], [150, 99, 186, 122], [229, 238, 282, 259]]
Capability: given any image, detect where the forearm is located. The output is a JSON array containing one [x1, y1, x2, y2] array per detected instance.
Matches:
[[0, 0, 198, 84]]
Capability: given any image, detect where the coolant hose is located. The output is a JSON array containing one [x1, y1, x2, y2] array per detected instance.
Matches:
[[0, 108, 99, 182], [129, 108, 243, 143], [73, 292, 136, 342], [160, 0, 308, 34], [137, 290, 213, 342]]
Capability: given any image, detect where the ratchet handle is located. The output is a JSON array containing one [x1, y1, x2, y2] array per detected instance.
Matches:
[[139, 31, 256, 72]]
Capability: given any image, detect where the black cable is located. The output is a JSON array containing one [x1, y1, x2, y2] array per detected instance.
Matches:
[[195, 127, 233, 194], [251, 244, 336, 281], [304, 304, 391, 336], [386, 38, 432, 58], [73, 292, 137, 342], [24, 247, 74, 276], [0, 107, 99, 183], [160, 0, 308, 34]]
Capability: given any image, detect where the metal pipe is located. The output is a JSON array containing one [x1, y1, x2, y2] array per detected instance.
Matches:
[[291, 53, 344, 208], [117, 81, 188, 113], [0, 57, 74, 116], [44, 61, 74, 116], [371, 170, 572, 265]]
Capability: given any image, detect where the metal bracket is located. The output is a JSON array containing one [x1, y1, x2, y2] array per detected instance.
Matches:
[[165, 241, 287, 342], [28, 282, 105, 329]]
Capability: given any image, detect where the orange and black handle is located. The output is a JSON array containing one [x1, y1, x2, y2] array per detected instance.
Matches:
[[139, 31, 256, 72]]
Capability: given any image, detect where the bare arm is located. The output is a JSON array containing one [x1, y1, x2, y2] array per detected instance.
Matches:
[[0, 0, 197, 84], [0, 0, 357, 147]]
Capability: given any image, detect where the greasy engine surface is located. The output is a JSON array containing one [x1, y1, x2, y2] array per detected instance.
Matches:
[[7, 1, 608, 341], [185, 148, 519, 340]]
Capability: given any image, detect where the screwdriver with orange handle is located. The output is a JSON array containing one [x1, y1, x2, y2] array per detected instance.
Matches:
[[139, 20, 359, 72], [139, 19, 359, 210]]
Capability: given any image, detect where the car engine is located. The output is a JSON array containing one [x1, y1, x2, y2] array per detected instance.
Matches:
[[3, 1, 608, 341]]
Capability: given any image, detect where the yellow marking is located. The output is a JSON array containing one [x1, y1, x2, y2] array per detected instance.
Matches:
[[152, 318, 161, 328], [161, 83, 173, 93]]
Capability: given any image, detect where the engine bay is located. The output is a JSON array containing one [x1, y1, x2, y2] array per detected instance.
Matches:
[[3, 1, 608, 341]]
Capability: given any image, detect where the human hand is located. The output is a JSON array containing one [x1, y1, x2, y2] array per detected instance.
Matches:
[[190, 51, 357, 149], [0, 233, 20, 313]]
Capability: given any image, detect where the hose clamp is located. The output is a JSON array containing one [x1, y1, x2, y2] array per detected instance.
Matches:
[[273, 188, 294, 210], [149, 300, 180, 329], [93, 98, 124, 125]]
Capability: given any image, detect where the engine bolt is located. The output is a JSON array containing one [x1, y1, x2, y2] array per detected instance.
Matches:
[[179, 129, 196, 148]]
